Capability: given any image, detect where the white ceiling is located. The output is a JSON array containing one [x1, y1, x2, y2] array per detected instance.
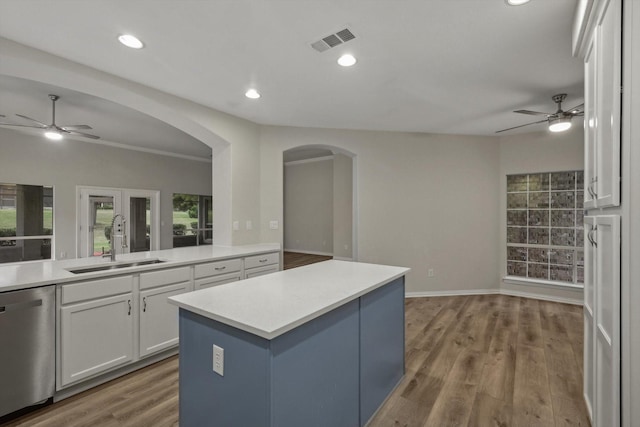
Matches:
[[0, 0, 583, 154]]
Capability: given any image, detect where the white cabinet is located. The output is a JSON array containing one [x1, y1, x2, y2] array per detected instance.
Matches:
[[584, 215, 620, 426], [583, 0, 622, 209], [194, 258, 242, 290], [139, 267, 191, 358], [59, 275, 134, 388], [244, 252, 280, 279]]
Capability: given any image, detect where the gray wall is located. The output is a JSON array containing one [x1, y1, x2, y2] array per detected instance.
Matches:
[[0, 128, 212, 259], [498, 126, 584, 302], [333, 153, 353, 260], [284, 157, 334, 255]]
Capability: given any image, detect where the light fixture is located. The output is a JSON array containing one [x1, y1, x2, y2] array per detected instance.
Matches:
[[245, 89, 261, 99], [506, 0, 531, 5], [118, 34, 144, 49], [44, 129, 63, 141], [549, 117, 572, 132], [337, 54, 357, 67]]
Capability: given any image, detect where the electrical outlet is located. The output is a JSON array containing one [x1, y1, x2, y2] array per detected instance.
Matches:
[[233, 221, 239, 231], [269, 220, 279, 230], [213, 345, 224, 376], [428, 269, 435, 277], [246, 220, 252, 230]]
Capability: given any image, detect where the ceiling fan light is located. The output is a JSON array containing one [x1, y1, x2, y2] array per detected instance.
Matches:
[[245, 89, 261, 99], [549, 117, 572, 133], [44, 130, 63, 140], [505, 0, 531, 5], [337, 54, 357, 67], [118, 34, 144, 49]]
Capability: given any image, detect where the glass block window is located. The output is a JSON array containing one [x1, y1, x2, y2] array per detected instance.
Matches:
[[506, 171, 584, 284]]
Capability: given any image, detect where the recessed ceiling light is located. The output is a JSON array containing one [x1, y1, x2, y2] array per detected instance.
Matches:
[[44, 130, 63, 141], [118, 34, 144, 49], [245, 89, 261, 99], [337, 54, 357, 67], [505, 0, 531, 5]]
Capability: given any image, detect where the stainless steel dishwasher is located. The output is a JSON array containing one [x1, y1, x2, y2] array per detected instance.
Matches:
[[0, 286, 55, 418]]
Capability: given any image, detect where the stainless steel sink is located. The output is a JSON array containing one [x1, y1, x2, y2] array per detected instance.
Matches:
[[67, 258, 166, 274]]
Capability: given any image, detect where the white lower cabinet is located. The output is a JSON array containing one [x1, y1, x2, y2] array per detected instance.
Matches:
[[139, 282, 189, 357], [244, 252, 280, 278], [194, 258, 242, 290], [59, 276, 134, 388], [139, 267, 191, 358], [584, 214, 620, 426]]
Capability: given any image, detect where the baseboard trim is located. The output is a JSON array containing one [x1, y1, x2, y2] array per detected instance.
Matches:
[[405, 289, 582, 305], [332, 256, 353, 261], [283, 249, 333, 257]]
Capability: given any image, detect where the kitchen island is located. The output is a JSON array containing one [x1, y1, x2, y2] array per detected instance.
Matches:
[[169, 260, 409, 427]]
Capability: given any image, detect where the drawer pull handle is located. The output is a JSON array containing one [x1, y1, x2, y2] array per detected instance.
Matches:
[[128, 300, 132, 316], [214, 266, 226, 271], [259, 259, 268, 263], [143, 297, 147, 312]]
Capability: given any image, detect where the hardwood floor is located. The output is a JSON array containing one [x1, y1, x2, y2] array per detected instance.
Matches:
[[3, 295, 589, 427], [283, 251, 332, 270]]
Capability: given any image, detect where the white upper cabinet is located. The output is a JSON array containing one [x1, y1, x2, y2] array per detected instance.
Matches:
[[578, 0, 622, 209]]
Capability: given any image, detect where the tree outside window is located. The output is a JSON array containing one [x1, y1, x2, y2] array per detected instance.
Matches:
[[172, 193, 212, 247]]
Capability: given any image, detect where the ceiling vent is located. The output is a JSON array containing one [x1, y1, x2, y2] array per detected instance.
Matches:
[[311, 28, 356, 53]]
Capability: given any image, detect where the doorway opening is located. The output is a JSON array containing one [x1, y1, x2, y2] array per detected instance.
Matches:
[[282, 145, 357, 262]]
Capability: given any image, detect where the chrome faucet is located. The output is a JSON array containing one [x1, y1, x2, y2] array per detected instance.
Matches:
[[103, 214, 128, 261]]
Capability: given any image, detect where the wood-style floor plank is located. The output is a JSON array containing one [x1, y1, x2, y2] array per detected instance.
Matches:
[[3, 295, 589, 427]]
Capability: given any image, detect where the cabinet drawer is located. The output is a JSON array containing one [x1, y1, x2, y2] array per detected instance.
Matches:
[[245, 264, 279, 279], [140, 266, 191, 290], [61, 275, 134, 305], [244, 252, 279, 269], [194, 259, 242, 279], [195, 272, 242, 290]]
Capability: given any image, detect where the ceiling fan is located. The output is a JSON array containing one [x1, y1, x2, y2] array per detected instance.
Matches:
[[0, 94, 100, 140], [496, 93, 584, 134]]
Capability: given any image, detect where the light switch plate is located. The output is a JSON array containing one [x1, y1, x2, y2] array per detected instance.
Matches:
[[246, 220, 252, 230], [269, 220, 279, 230], [233, 221, 239, 231], [213, 345, 224, 376]]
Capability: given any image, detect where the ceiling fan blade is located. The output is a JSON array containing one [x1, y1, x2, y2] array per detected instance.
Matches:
[[514, 109, 552, 116], [61, 124, 93, 130], [15, 114, 48, 127], [566, 103, 584, 113], [64, 129, 101, 139], [0, 122, 47, 128], [496, 119, 548, 134]]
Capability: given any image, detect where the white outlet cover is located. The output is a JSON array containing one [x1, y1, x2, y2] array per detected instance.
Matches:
[[233, 221, 239, 231], [269, 220, 279, 230], [246, 220, 252, 230], [213, 344, 224, 376]]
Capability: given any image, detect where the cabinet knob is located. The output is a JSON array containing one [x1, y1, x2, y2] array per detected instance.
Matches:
[[214, 266, 226, 271]]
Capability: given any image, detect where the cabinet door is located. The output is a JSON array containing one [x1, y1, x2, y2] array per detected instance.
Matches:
[[594, 215, 620, 427], [584, 37, 598, 210], [583, 216, 597, 421], [139, 282, 189, 358], [195, 272, 242, 290], [594, 0, 621, 207], [60, 293, 134, 387], [245, 264, 279, 279]]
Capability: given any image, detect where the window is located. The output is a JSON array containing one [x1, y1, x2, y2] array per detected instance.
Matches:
[[172, 193, 212, 247], [0, 183, 53, 263], [506, 171, 584, 284]]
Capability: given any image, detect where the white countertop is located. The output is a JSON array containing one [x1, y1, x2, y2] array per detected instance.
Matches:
[[0, 243, 280, 292], [168, 260, 410, 340]]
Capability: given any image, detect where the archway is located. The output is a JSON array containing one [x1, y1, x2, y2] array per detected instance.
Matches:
[[282, 144, 357, 262]]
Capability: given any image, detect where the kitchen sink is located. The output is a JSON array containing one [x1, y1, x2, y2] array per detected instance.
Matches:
[[67, 258, 167, 274]]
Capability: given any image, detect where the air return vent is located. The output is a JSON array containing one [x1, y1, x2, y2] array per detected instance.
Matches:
[[311, 28, 356, 52]]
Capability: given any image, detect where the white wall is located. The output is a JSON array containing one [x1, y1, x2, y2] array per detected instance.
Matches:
[[498, 126, 585, 303], [333, 153, 353, 260], [260, 125, 501, 294], [0, 37, 262, 246], [284, 158, 334, 255], [0, 128, 212, 259]]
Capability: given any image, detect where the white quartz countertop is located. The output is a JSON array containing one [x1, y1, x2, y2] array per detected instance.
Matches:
[[0, 243, 280, 292], [168, 260, 410, 340]]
